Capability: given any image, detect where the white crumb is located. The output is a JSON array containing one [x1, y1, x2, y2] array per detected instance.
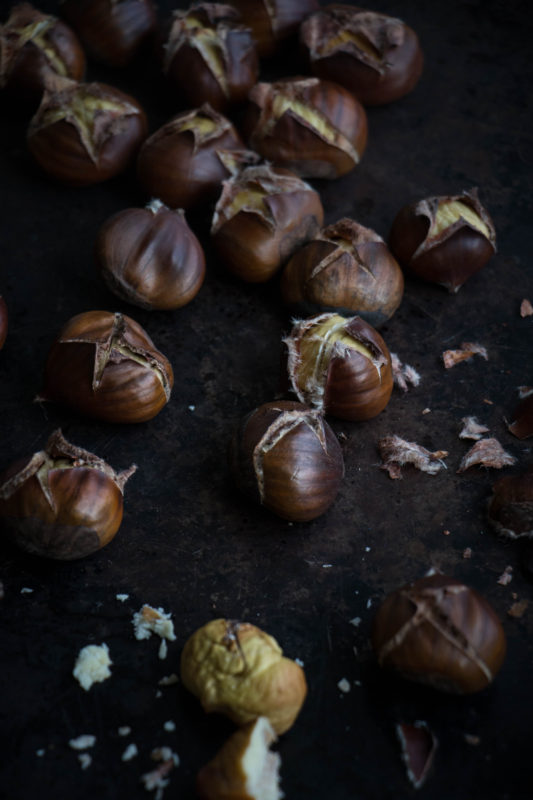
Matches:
[[78, 754, 92, 770], [122, 743, 138, 762], [116, 594, 129, 602], [69, 735, 96, 750], [132, 606, 176, 643], [158, 674, 179, 686], [73, 644, 112, 691], [349, 617, 362, 627], [337, 678, 351, 693], [163, 721, 176, 732], [20, 587, 33, 594], [118, 726, 132, 737]]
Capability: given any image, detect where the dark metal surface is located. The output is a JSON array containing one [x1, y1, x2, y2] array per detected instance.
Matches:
[[1, 1, 532, 798]]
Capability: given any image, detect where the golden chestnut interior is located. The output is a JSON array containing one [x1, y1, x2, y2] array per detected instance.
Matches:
[[175, 112, 219, 135], [271, 93, 343, 145], [320, 29, 381, 60], [429, 200, 492, 241], [182, 15, 227, 92], [13, 19, 69, 74]]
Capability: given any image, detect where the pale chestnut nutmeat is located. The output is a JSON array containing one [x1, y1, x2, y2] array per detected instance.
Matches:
[[181, 618, 307, 734], [284, 313, 393, 421], [211, 164, 324, 283], [0, 429, 136, 560], [389, 188, 497, 292], [0, 295, 7, 349], [226, 0, 318, 57]]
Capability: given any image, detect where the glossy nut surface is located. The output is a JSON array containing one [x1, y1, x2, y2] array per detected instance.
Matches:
[[226, 0, 318, 57]]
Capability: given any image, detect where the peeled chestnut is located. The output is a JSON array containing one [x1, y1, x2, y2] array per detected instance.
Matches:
[[137, 104, 252, 209], [243, 77, 367, 179], [229, 400, 344, 521], [211, 164, 324, 282], [39, 311, 173, 423], [96, 199, 205, 310], [389, 188, 497, 292], [281, 218, 404, 326], [27, 76, 147, 186], [0, 429, 136, 560], [163, 4, 258, 112], [0, 295, 7, 349], [300, 6, 423, 106], [372, 573, 507, 694], [488, 468, 533, 540], [508, 392, 533, 440], [60, 0, 157, 67], [284, 313, 393, 421], [226, 0, 318, 57]]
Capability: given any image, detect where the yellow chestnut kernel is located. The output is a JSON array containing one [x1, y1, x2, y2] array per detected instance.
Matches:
[[429, 200, 492, 241]]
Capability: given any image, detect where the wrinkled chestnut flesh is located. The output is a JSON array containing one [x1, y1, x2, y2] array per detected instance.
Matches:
[[488, 469, 533, 539], [0, 429, 136, 560], [372, 573, 506, 694]]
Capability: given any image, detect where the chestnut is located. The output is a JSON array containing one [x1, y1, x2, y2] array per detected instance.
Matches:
[[281, 218, 404, 326], [0, 3, 85, 109], [211, 163, 324, 282], [243, 77, 367, 179], [60, 0, 157, 68], [0, 295, 7, 349], [372, 573, 507, 694], [0, 429, 136, 560], [507, 392, 533, 440], [389, 188, 496, 292], [284, 313, 393, 421], [488, 468, 533, 540], [226, 0, 318, 57], [229, 400, 344, 522], [39, 310, 173, 423], [27, 76, 147, 186], [163, 3, 258, 112], [96, 199, 206, 310], [300, 6, 423, 106]]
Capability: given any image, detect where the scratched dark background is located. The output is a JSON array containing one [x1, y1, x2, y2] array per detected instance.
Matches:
[[1, 1, 532, 798]]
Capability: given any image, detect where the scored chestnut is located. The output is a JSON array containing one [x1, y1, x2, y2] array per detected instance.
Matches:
[[39, 310, 173, 423], [0, 429, 136, 560], [226, 0, 318, 57], [243, 77, 367, 179], [371, 573, 507, 694], [229, 400, 344, 522], [284, 313, 393, 421], [96, 199, 206, 310], [211, 163, 324, 282], [281, 218, 404, 326], [300, 6, 423, 106], [0, 295, 7, 349], [488, 467, 533, 540], [389, 188, 497, 292]]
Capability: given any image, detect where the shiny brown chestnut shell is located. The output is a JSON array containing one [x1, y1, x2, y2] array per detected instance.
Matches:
[[372, 573, 507, 694], [229, 400, 344, 522], [0, 295, 7, 349], [389, 188, 497, 292], [488, 468, 533, 539], [281, 218, 404, 326], [96, 199, 206, 310], [284, 313, 393, 421], [300, 5, 423, 106], [0, 429, 136, 560], [27, 77, 147, 186], [40, 310, 173, 423], [61, 0, 157, 67], [211, 164, 324, 282], [243, 77, 367, 179], [163, 3, 258, 112], [226, 0, 318, 57], [507, 392, 533, 440]]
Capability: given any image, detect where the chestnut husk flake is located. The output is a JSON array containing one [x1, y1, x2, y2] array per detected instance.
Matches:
[[0, 295, 7, 349], [372, 573, 506, 694], [96, 199, 206, 310], [300, 6, 423, 106], [0, 429, 136, 560], [40, 310, 173, 423], [281, 217, 404, 326], [226, 0, 319, 57], [488, 468, 533, 539], [211, 164, 324, 282], [230, 400, 344, 522]]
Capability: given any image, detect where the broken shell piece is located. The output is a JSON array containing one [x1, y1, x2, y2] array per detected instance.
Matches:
[[520, 299, 533, 317], [442, 342, 488, 369], [378, 435, 448, 479], [391, 353, 421, 393], [507, 393, 533, 440], [196, 717, 282, 800], [396, 721, 437, 790], [497, 566, 513, 586], [457, 438, 516, 473], [488, 468, 533, 539], [459, 416, 489, 440], [507, 599, 528, 618]]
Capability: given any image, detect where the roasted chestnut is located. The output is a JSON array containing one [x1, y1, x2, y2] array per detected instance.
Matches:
[[211, 164, 324, 282], [300, 6, 423, 106], [243, 77, 367, 179], [371, 573, 507, 694], [226, 0, 318, 57], [96, 199, 206, 310], [284, 313, 393, 421], [0, 295, 7, 349], [0, 3, 85, 109], [281, 218, 404, 326], [0, 429, 136, 560], [389, 188, 497, 292], [163, 3, 258, 112], [39, 311, 173, 423], [488, 468, 533, 539], [60, 0, 157, 67], [507, 391, 533, 440], [229, 400, 344, 521], [27, 76, 147, 186]]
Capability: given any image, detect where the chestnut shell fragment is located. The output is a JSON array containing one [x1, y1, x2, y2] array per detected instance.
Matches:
[[488, 468, 533, 539]]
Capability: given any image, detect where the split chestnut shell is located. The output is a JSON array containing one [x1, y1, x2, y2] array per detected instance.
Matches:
[[226, 0, 319, 57]]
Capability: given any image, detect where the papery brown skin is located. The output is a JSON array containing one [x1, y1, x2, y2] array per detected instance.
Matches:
[[0, 296, 7, 349], [243, 77, 367, 179], [226, 0, 318, 57], [508, 394, 533, 440], [0, 429, 135, 560], [211, 165, 324, 282], [281, 218, 404, 326], [96, 201, 206, 310], [229, 400, 344, 522], [40, 311, 173, 423], [61, 0, 157, 67], [488, 468, 533, 539], [300, 5, 423, 106], [27, 79, 147, 186], [372, 574, 507, 694]]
